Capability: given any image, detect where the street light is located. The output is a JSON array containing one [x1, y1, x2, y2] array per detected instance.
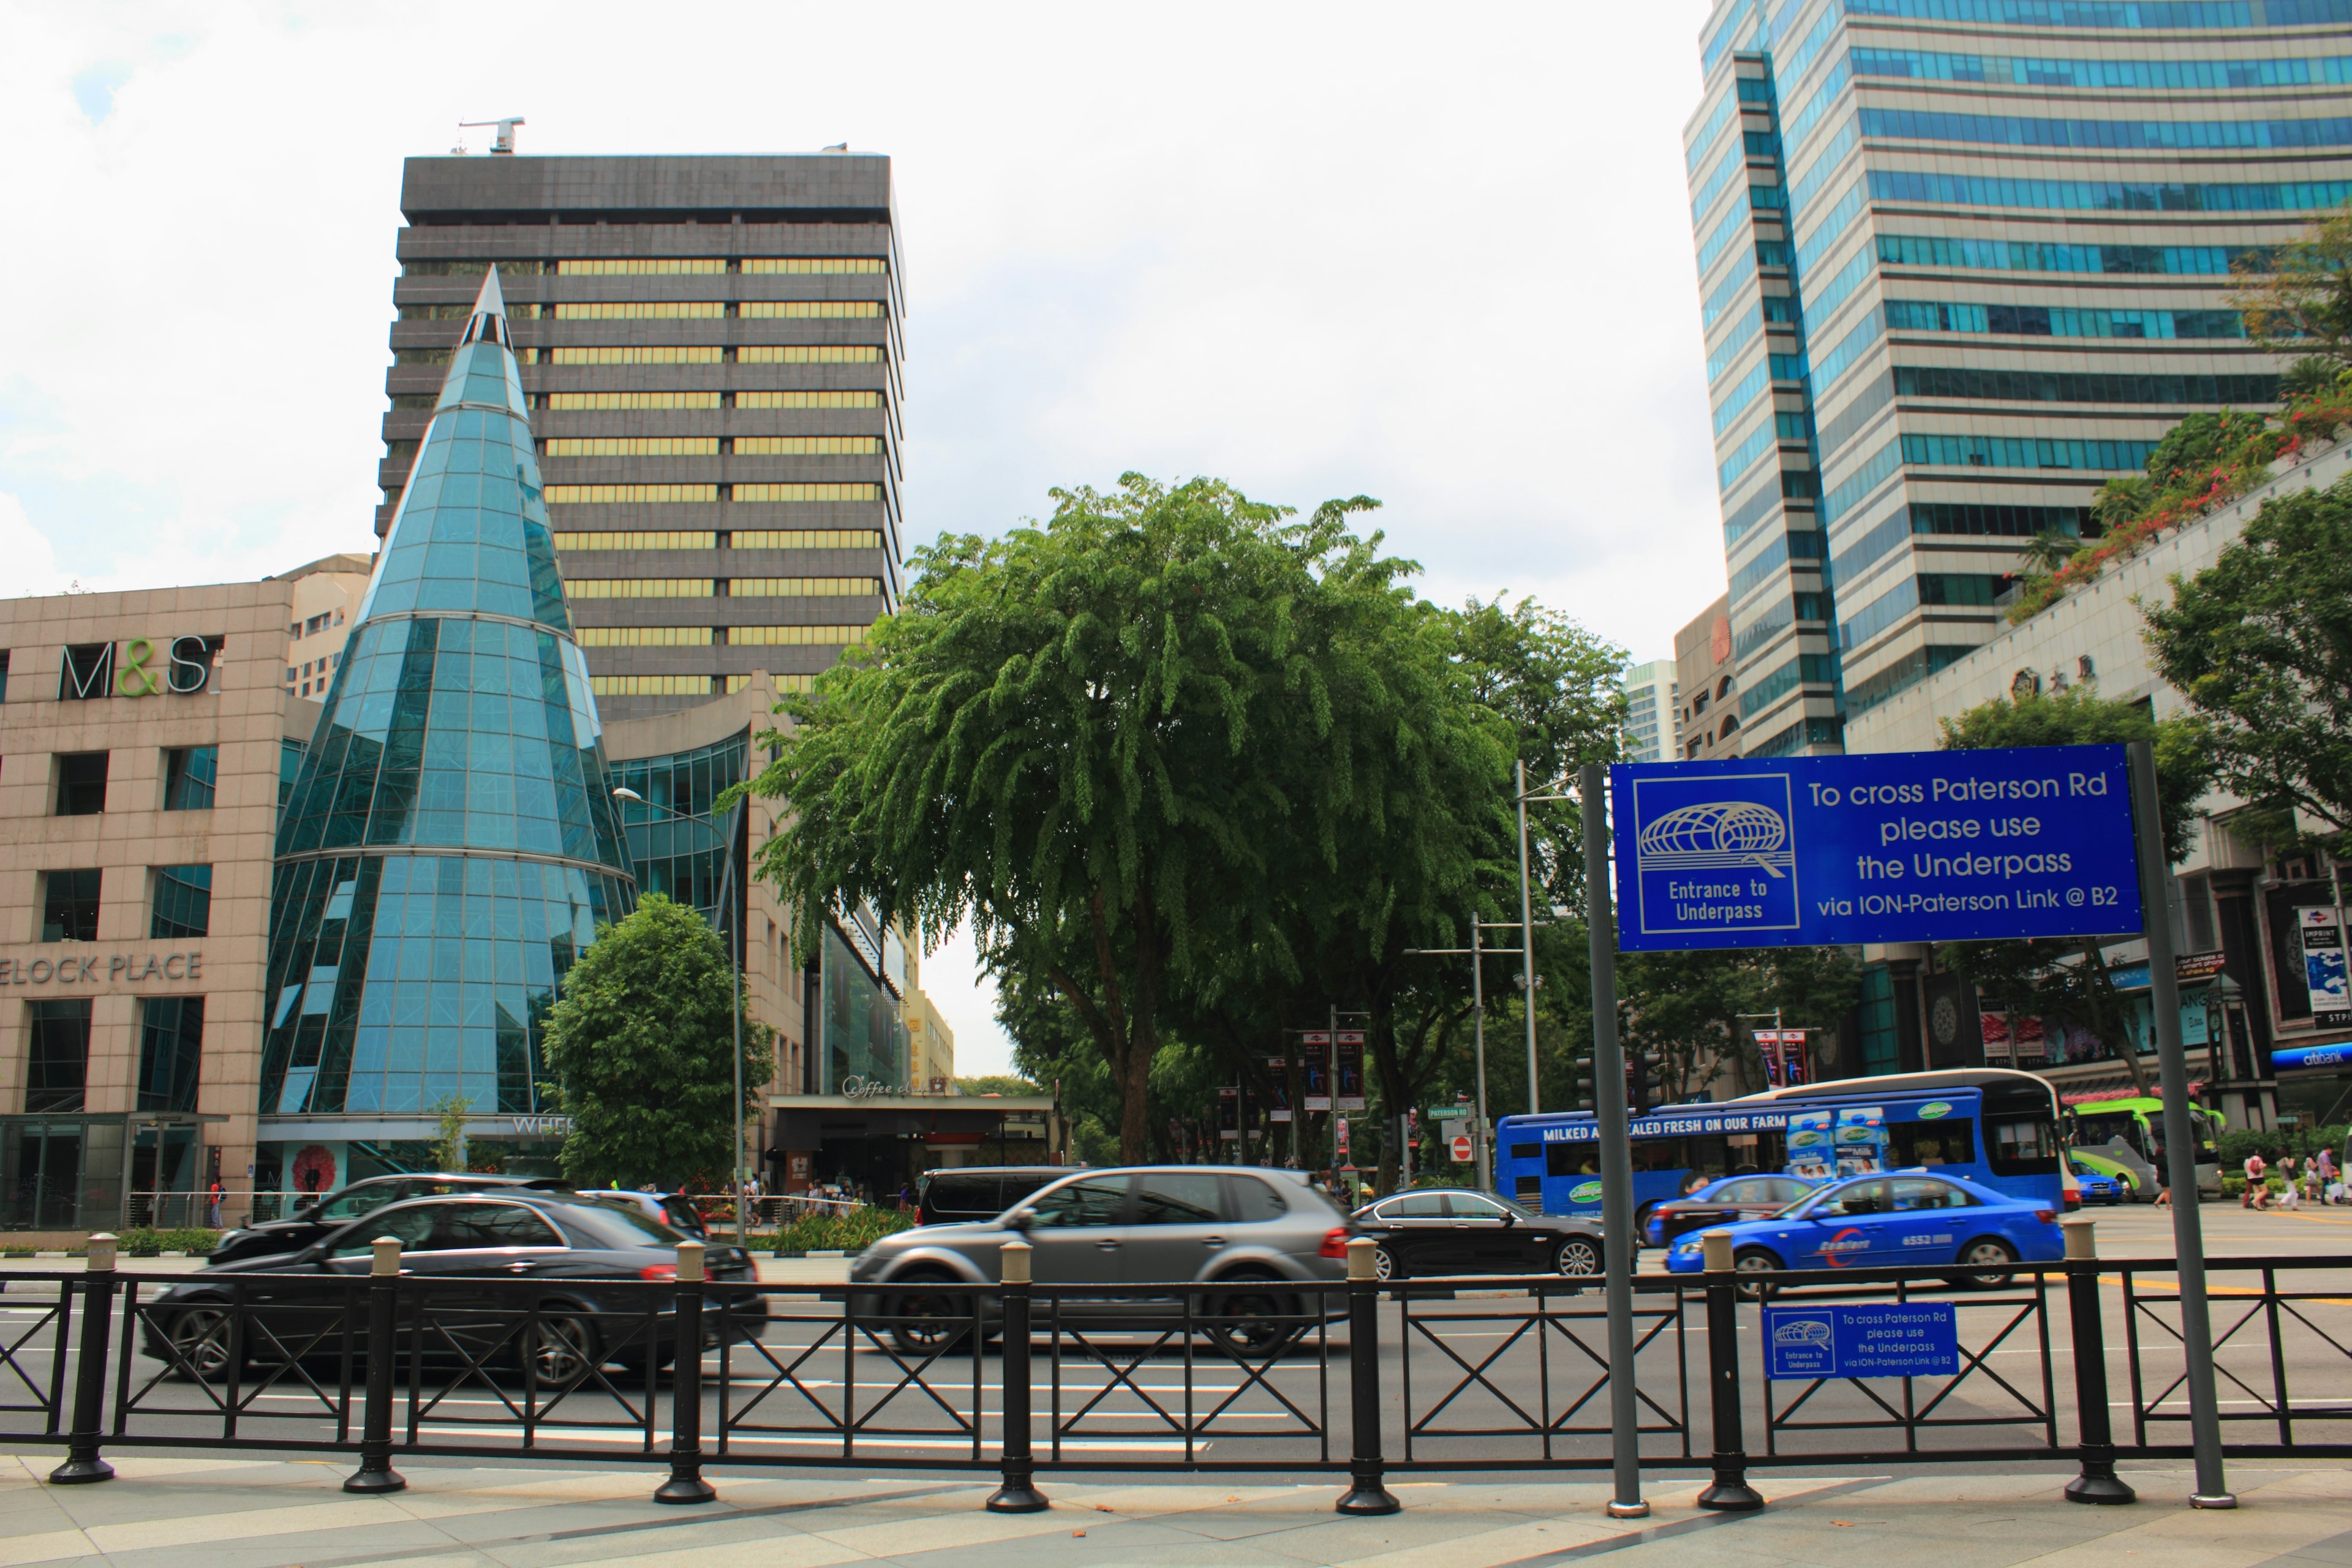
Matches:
[[612, 785, 750, 1247]]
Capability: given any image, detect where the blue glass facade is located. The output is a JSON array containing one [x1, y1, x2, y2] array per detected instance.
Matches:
[[611, 732, 747, 929], [263, 270, 636, 1121]]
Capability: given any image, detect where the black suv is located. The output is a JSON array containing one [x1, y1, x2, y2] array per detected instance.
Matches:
[[209, 1174, 569, 1264], [914, 1166, 1066, 1226]]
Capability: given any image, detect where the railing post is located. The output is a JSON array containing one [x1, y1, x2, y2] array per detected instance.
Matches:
[[2062, 1219, 2135, 1505], [987, 1238, 1047, 1512], [655, 1240, 715, 1504], [1695, 1229, 1763, 1511], [345, 1237, 407, 1494], [1336, 1237, 1400, 1516], [50, 1234, 118, 1485]]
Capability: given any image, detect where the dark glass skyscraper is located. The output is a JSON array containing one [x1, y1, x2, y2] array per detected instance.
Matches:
[[262, 270, 637, 1123]]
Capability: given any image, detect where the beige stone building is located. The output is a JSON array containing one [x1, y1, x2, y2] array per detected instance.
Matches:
[[273, 554, 374, 703], [0, 579, 315, 1235]]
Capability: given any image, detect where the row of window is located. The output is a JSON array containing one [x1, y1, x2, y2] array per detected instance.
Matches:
[[544, 482, 883, 503], [1885, 301, 2247, 340], [290, 608, 345, 639], [537, 436, 883, 457], [1740, 652, 1838, 720], [1869, 168, 2352, 214], [526, 390, 884, 411], [1830, 503, 2091, 587], [574, 624, 869, 647], [564, 577, 884, 599], [401, 257, 887, 276], [1901, 433, 2160, 470], [1858, 107, 2352, 153], [1729, 527, 1825, 605], [40, 747, 218, 816], [36, 864, 213, 942], [1843, 0, 2352, 26], [549, 529, 883, 552], [25, 994, 204, 1115], [588, 673, 817, 697], [1891, 366, 2279, 405], [533, 346, 885, 366], [1877, 234, 2269, 277], [1839, 571, 2011, 650], [1850, 45, 2352, 91], [1790, 119, 1858, 214]]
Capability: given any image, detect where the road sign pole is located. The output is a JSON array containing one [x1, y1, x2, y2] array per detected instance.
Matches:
[[2126, 740, 2233, 1509], [1471, 919, 1493, 1191], [1517, 760, 1543, 1115], [1580, 763, 1647, 1520]]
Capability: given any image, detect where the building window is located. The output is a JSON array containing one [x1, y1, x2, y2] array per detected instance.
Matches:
[[137, 997, 205, 1114], [733, 483, 883, 503], [545, 484, 720, 505], [545, 346, 724, 366], [735, 391, 883, 409], [575, 627, 715, 647], [0, 649, 10, 703], [552, 257, 726, 275], [742, 257, 886, 274], [588, 675, 728, 697], [727, 578, 884, 598], [723, 625, 870, 646], [151, 865, 213, 940], [551, 532, 718, 552], [737, 301, 884, 319], [55, 753, 108, 816], [279, 738, 306, 809], [728, 530, 884, 550], [58, 644, 112, 701], [548, 301, 726, 319], [731, 437, 884, 455], [26, 1000, 91, 1113], [41, 870, 101, 943], [162, 746, 218, 811], [545, 391, 723, 410], [543, 438, 720, 458], [733, 345, 883, 364]]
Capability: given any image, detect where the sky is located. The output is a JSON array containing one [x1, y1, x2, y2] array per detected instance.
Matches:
[[1, 0, 1725, 1077]]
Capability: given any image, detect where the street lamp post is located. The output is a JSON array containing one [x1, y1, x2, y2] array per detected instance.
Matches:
[[614, 786, 750, 1249]]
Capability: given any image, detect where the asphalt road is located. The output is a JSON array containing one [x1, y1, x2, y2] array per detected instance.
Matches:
[[0, 1197, 2342, 1476]]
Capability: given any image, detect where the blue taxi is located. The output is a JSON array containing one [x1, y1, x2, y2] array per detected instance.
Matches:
[[1662, 1169, 2061, 1286], [2065, 1153, 2127, 1205]]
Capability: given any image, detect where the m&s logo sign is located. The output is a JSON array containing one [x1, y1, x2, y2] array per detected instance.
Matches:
[[58, 637, 217, 699]]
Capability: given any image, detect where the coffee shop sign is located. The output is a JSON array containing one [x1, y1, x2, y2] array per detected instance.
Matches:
[[1, 951, 203, 986], [840, 1076, 907, 1101]]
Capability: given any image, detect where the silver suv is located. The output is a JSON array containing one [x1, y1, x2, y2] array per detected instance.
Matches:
[[850, 1166, 1353, 1354]]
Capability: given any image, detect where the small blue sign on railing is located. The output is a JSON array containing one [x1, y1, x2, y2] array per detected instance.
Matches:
[[1763, 1302, 1960, 1380], [1611, 745, 2144, 951]]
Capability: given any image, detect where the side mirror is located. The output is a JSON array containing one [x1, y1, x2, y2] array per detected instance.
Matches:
[[1006, 1207, 1036, 1231], [1499, 1210, 1517, 1227]]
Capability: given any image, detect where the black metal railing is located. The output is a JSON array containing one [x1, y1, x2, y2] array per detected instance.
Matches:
[[5, 1231, 2348, 1510]]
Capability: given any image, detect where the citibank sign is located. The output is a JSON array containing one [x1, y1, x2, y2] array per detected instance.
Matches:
[[59, 638, 217, 699]]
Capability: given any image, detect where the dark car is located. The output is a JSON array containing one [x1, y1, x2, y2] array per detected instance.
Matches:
[[208, 1173, 569, 1265], [1350, 1189, 1605, 1283], [146, 1189, 766, 1382], [1642, 1173, 1820, 1248], [915, 1166, 1066, 1227]]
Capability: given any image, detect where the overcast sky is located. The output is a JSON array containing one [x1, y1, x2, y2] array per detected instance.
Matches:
[[2, 1, 1723, 1077]]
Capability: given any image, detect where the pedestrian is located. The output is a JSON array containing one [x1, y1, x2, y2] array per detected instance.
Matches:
[[2319, 1146, 2342, 1204], [2278, 1155, 2302, 1210], [207, 1179, 223, 1229], [2244, 1150, 2268, 1209], [897, 1180, 913, 1212]]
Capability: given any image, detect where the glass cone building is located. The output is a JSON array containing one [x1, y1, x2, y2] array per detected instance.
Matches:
[[261, 268, 637, 1125]]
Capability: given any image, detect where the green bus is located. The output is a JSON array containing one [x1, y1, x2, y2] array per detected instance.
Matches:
[[2065, 1096, 2223, 1199]]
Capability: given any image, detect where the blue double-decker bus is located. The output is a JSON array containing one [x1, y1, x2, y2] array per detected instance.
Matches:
[[1496, 1068, 2064, 1231]]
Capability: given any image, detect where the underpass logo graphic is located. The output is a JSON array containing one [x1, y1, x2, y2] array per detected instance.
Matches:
[[1629, 772, 1801, 935]]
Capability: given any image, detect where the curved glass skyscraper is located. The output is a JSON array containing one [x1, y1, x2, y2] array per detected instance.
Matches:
[[261, 269, 636, 1123]]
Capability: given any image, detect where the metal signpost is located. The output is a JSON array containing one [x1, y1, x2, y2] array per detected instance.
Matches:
[[1589, 742, 2228, 1510]]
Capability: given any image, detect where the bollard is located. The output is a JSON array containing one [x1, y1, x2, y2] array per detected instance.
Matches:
[[345, 1237, 408, 1494], [655, 1240, 716, 1504], [2062, 1220, 2135, 1505], [1335, 1237, 1400, 1516], [50, 1235, 118, 1485], [987, 1239, 1047, 1512], [1695, 1230, 1763, 1511]]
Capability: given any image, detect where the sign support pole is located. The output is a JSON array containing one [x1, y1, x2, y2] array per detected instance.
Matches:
[[1580, 763, 1647, 1520], [1517, 760, 1543, 1114], [1471, 918, 1493, 1191], [2125, 740, 2232, 1509]]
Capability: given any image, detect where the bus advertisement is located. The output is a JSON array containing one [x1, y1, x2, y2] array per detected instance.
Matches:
[[1496, 1069, 2063, 1233]]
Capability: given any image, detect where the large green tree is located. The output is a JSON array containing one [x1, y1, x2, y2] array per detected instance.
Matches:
[[1933, 689, 2217, 1095], [539, 895, 772, 1189], [2143, 476, 2352, 851]]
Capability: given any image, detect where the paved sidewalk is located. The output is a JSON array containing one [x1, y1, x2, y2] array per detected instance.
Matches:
[[0, 1456, 2343, 1568]]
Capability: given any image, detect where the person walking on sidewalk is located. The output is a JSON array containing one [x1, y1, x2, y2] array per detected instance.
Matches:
[[2244, 1150, 2269, 1209]]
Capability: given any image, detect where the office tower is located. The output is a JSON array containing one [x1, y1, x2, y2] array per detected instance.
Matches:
[[1686, 0, 2346, 755], [382, 151, 903, 720], [1674, 594, 1742, 761], [264, 271, 638, 1129], [1621, 659, 1678, 763]]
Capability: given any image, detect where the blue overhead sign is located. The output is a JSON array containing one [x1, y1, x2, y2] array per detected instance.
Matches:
[[1612, 745, 2143, 951]]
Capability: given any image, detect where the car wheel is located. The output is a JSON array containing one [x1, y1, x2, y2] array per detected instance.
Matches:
[[885, 1272, 974, 1359], [1555, 1236, 1602, 1279], [523, 1310, 601, 1385], [1950, 1238, 2016, 1290], [1207, 1273, 1302, 1357], [164, 1303, 233, 1382], [1372, 1245, 1401, 1283], [1732, 1248, 1782, 1300]]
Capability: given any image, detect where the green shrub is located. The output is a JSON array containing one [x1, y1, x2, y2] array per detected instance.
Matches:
[[772, 1206, 914, 1255], [2221, 1175, 2247, 1197], [115, 1227, 219, 1255]]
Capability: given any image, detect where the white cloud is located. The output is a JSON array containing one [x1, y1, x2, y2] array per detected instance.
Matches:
[[2, 0, 1726, 1057]]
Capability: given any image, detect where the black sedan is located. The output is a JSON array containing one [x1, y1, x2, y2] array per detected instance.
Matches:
[[146, 1190, 766, 1383], [1350, 1189, 1604, 1282], [1642, 1173, 1819, 1248], [209, 1172, 570, 1265]]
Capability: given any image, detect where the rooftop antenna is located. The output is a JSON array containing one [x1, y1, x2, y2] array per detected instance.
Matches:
[[458, 116, 526, 154]]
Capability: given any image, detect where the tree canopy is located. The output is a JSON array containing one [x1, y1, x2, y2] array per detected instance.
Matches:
[[539, 894, 772, 1189]]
